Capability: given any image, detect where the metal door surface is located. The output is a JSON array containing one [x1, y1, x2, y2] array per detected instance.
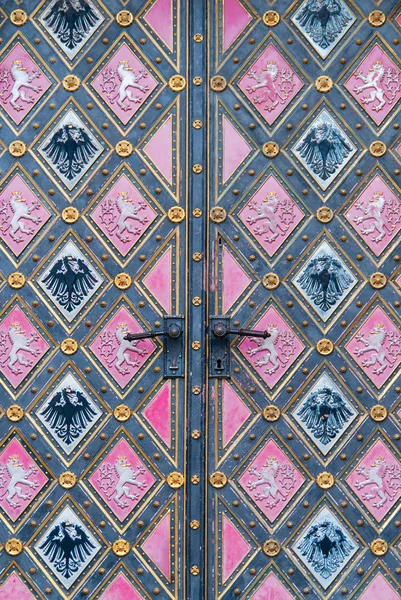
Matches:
[[206, 1, 401, 599]]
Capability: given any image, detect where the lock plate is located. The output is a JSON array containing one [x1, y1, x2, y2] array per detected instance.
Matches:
[[209, 316, 231, 378], [164, 316, 185, 378]]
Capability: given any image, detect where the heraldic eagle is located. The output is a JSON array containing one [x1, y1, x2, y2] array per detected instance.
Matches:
[[42, 123, 98, 182], [297, 387, 354, 445], [43, 0, 100, 51], [297, 520, 354, 579], [39, 521, 96, 579], [41, 255, 99, 313], [40, 387, 98, 446], [296, 254, 353, 312], [295, 0, 353, 51], [296, 120, 353, 182]]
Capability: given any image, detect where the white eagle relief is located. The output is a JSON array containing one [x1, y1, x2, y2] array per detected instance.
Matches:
[[246, 456, 296, 509], [0, 190, 42, 243], [0, 59, 42, 112], [100, 191, 149, 243], [97, 456, 148, 509], [246, 191, 295, 243], [99, 322, 148, 375], [355, 456, 401, 509], [353, 323, 401, 376], [246, 324, 295, 375], [246, 60, 295, 112], [0, 455, 39, 508], [352, 190, 400, 244], [101, 60, 149, 111], [0, 321, 40, 375], [353, 60, 400, 112]]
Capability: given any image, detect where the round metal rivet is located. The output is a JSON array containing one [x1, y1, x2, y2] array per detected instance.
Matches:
[[116, 10, 134, 26], [262, 539, 281, 556], [62, 75, 80, 91], [9, 140, 27, 157], [369, 272, 386, 289], [262, 142, 279, 158], [209, 472, 227, 488], [316, 207, 333, 223], [370, 405, 387, 421], [262, 273, 280, 290], [114, 273, 132, 290], [115, 141, 133, 157], [316, 472, 335, 489], [316, 339, 334, 355], [369, 141, 386, 157], [368, 10, 386, 26], [168, 206, 185, 222], [210, 75, 227, 92], [6, 405, 24, 421], [113, 404, 131, 422], [61, 207, 79, 223], [194, 33, 203, 42], [112, 539, 130, 556], [5, 539, 23, 555], [8, 272, 25, 289], [262, 11, 280, 26], [370, 539, 388, 556], [167, 472, 184, 488], [59, 471, 77, 489], [169, 75, 186, 92], [60, 338, 78, 355], [315, 76, 333, 92], [210, 207, 227, 223], [10, 10, 28, 26], [262, 405, 280, 421]]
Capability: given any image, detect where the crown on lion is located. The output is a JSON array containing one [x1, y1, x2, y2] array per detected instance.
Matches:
[[117, 322, 128, 329], [119, 60, 129, 65], [12, 59, 22, 65], [263, 191, 277, 201], [373, 60, 383, 66], [11, 322, 21, 328], [8, 455, 20, 461], [118, 191, 131, 202]]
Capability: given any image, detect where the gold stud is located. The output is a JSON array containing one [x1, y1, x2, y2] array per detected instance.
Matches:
[[262, 273, 280, 290], [190, 520, 200, 529], [316, 339, 334, 355], [209, 472, 227, 488], [191, 475, 200, 484], [191, 430, 201, 439], [62, 75, 80, 92], [113, 404, 131, 422], [60, 338, 78, 355], [316, 472, 335, 489], [193, 120, 203, 129], [9, 140, 27, 157], [316, 207, 333, 223], [209, 206, 227, 223], [168, 206, 185, 223], [192, 341, 201, 350], [193, 76, 203, 86], [8, 272, 25, 289], [194, 33, 203, 42], [168, 75, 186, 92], [167, 472, 184, 488], [192, 385, 201, 395], [10, 10, 28, 26], [116, 10, 134, 26], [370, 539, 388, 556], [315, 76, 333, 92], [210, 75, 227, 92], [370, 405, 387, 422], [114, 273, 132, 290], [193, 164, 203, 174], [193, 208, 202, 217], [369, 141, 386, 157], [5, 539, 23, 555], [262, 539, 281, 556], [192, 297, 202, 306], [112, 539, 130, 556], [59, 471, 77, 489], [368, 10, 386, 27], [262, 142, 280, 158], [262, 405, 280, 421], [190, 565, 200, 575], [369, 272, 386, 289], [115, 140, 133, 157], [262, 11, 280, 27], [6, 405, 24, 422], [61, 207, 79, 223]]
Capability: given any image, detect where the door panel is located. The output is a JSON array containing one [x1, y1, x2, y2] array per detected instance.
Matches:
[[0, 2, 188, 599], [207, 1, 401, 599]]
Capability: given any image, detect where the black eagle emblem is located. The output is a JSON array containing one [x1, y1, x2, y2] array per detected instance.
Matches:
[[295, 0, 352, 51], [42, 124, 99, 181], [43, 0, 100, 51], [297, 387, 353, 445], [296, 254, 353, 312], [296, 120, 353, 182], [41, 255, 99, 313], [297, 520, 354, 579], [40, 387, 98, 446], [39, 521, 96, 580]]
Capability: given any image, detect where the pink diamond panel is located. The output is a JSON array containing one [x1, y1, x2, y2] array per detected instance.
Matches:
[[359, 574, 400, 600], [223, 0, 252, 53], [0, 174, 50, 256], [0, 43, 51, 125], [143, 116, 174, 184], [222, 381, 251, 447], [222, 116, 251, 183], [92, 43, 158, 125], [344, 174, 401, 256], [238, 174, 304, 257], [239, 439, 304, 522], [91, 174, 157, 257], [90, 307, 156, 388], [143, 247, 172, 313], [0, 307, 49, 388], [239, 306, 304, 389], [142, 380, 172, 447], [0, 438, 47, 521], [346, 439, 401, 521], [222, 514, 251, 582], [0, 573, 35, 600], [89, 438, 155, 522], [238, 44, 303, 125], [99, 573, 142, 600], [144, 0, 173, 51], [222, 247, 251, 312], [345, 306, 401, 388], [345, 44, 401, 126], [251, 573, 293, 600], [142, 512, 171, 580]]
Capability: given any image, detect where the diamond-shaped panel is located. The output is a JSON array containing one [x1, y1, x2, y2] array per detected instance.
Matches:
[[359, 573, 400, 600], [99, 572, 143, 600], [250, 572, 293, 600], [0, 572, 36, 599]]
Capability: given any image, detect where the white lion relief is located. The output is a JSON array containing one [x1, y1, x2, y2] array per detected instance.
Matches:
[[246, 191, 295, 243], [352, 190, 400, 244], [98, 322, 148, 375], [246, 457, 296, 509], [247, 324, 296, 376], [246, 60, 295, 112], [353, 323, 401, 376], [100, 191, 149, 243], [0, 455, 39, 508], [355, 456, 401, 509], [353, 60, 400, 112], [0, 190, 42, 243], [0, 322, 40, 375], [0, 59, 42, 112], [97, 456, 148, 509], [101, 60, 149, 111]]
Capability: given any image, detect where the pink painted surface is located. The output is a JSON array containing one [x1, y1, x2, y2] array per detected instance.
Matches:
[[143, 116, 173, 184], [144, 0, 173, 51], [222, 514, 250, 582], [239, 439, 304, 522], [143, 247, 172, 313], [397, 144, 401, 159], [239, 306, 304, 389], [0, 438, 47, 521], [90, 438, 155, 521], [238, 43, 303, 125], [344, 174, 401, 256], [91, 174, 157, 257], [359, 574, 399, 600], [0, 174, 50, 256], [346, 439, 401, 521], [222, 247, 251, 312], [143, 380, 172, 447], [0, 307, 49, 388], [90, 307, 156, 388], [238, 174, 304, 257], [92, 43, 158, 125], [99, 573, 142, 600], [344, 44, 401, 125], [0, 573, 35, 600], [222, 116, 251, 183], [0, 42, 51, 125], [222, 381, 251, 447], [142, 512, 171, 580], [223, 0, 252, 52], [251, 572, 294, 600], [345, 306, 401, 389]]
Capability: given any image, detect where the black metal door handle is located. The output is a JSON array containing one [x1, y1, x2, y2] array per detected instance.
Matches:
[[211, 322, 270, 339], [124, 322, 182, 341]]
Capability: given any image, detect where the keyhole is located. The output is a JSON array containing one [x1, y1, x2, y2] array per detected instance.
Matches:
[[216, 358, 223, 371]]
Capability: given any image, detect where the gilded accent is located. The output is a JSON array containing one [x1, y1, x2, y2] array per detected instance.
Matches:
[[114, 273, 132, 290], [112, 539, 131, 556], [370, 405, 387, 422], [192, 341, 201, 350], [262, 11, 280, 27], [316, 207, 333, 223], [10, 10, 28, 26], [190, 520, 200, 529], [209, 207, 227, 223], [115, 141, 133, 157], [60, 338, 79, 355], [5, 539, 23, 555], [315, 76, 334, 93], [167, 472, 185, 488], [262, 405, 281, 421], [316, 339, 334, 355], [368, 11, 386, 27], [59, 471, 77, 489], [8, 272, 26, 289], [61, 207, 79, 223], [369, 141, 386, 157], [190, 565, 200, 575], [116, 10, 134, 27], [169, 75, 186, 92], [209, 472, 227, 488], [6, 405, 24, 422], [316, 472, 335, 489], [262, 142, 280, 158], [262, 540, 281, 556], [113, 404, 131, 421], [370, 539, 388, 556], [168, 206, 186, 223], [191, 430, 201, 439], [62, 75, 81, 92], [192, 297, 202, 306], [9, 141, 27, 157], [262, 273, 280, 290], [369, 272, 386, 289], [210, 76, 227, 92], [193, 164, 203, 174]]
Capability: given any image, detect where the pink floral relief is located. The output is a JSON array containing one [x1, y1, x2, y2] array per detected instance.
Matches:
[[90, 307, 156, 388], [99, 573, 142, 600], [0, 307, 49, 388], [90, 438, 155, 521], [251, 572, 294, 600], [0, 573, 35, 600], [359, 574, 400, 600]]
